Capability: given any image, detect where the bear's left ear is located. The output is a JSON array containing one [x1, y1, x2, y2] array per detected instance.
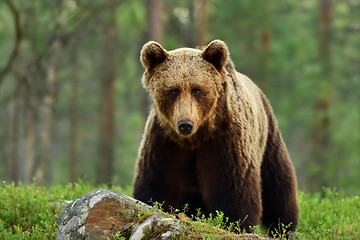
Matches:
[[140, 41, 169, 72], [201, 40, 229, 72]]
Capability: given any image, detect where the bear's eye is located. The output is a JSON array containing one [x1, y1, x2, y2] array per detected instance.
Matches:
[[168, 89, 179, 99], [191, 88, 201, 97]]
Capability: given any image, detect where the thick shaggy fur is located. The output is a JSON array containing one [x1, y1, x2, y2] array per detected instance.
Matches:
[[133, 40, 299, 235]]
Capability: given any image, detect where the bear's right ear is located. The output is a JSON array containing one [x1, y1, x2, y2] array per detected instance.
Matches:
[[201, 40, 229, 72], [140, 41, 169, 71]]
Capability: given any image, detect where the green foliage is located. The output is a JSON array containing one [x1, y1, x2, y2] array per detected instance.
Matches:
[[0, 182, 58, 239], [0, 181, 130, 239], [269, 222, 293, 240], [109, 231, 127, 240], [0, 0, 359, 195], [0, 183, 359, 239], [182, 188, 360, 239], [298, 188, 360, 239], [193, 210, 228, 230]]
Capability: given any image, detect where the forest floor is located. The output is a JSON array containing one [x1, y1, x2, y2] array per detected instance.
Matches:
[[0, 181, 359, 239]]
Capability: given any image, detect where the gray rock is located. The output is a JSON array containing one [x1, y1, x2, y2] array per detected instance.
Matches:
[[56, 189, 185, 240], [130, 213, 184, 240]]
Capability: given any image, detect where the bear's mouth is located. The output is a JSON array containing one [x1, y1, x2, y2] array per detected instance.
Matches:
[[177, 119, 194, 136]]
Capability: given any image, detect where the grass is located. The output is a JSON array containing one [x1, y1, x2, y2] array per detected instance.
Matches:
[[0, 180, 131, 240], [297, 188, 360, 239], [0, 181, 359, 239]]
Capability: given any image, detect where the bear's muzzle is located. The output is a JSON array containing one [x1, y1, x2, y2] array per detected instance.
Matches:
[[177, 120, 194, 136]]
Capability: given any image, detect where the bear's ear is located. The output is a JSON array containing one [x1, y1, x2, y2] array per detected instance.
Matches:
[[140, 41, 169, 71], [201, 40, 229, 72]]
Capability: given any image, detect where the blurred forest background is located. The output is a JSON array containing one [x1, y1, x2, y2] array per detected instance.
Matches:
[[0, 0, 359, 195]]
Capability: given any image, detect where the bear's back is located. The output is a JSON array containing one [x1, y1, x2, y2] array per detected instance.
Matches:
[[226, 63, 269, 162]]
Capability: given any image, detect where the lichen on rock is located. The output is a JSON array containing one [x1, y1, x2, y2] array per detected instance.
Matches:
[[56, 189, 186, 240]]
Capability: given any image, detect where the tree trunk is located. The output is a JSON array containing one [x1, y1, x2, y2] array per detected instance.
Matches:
[[69, 48, 79, 184], [197, 0, 207, 46], [318, 0, 332, 73], [142, 0, 164, 118], [260, 0, 271, 93], [24, 80, 35, 184], [0, 0, 22, 86], [312, 0, 332, 189], [8, 83, 21, 182], [186, 0, 196, 48], [146, 0, 164, 43], [97, 0, 118, 185], [33, 0, 69, 184]]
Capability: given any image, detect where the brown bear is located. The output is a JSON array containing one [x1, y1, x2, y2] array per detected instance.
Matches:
[[133, 40, 299, 236]]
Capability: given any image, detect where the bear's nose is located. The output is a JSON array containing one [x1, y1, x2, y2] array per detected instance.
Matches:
[[177, 120, 194, 136]]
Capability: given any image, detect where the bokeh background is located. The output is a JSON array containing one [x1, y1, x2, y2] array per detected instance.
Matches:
[[0, 0, 359, 195]]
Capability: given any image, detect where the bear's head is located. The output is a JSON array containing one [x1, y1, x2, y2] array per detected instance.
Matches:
[[141, 40, 229, 138]]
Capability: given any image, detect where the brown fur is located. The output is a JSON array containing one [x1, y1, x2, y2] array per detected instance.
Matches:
[[133, 40, 299, 236]]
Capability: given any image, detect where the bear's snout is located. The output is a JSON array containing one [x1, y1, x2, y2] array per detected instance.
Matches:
[[177, 120, 194, 136]]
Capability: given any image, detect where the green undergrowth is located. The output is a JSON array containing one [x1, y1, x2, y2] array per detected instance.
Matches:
[[297, 188, 360, 239], [0, 181, 359, 239], [0, 180, 131, 240]]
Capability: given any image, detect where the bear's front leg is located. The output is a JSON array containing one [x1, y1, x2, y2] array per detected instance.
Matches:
[[133, 120, 183, 208], [196, 143, 262, 232], [133, 157, 184, 210], [133, 147, 184, 210], [133, 118, 198, 210]]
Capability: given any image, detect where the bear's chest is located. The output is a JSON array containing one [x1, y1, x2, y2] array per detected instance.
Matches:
[[168, 150, 199, 192]]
